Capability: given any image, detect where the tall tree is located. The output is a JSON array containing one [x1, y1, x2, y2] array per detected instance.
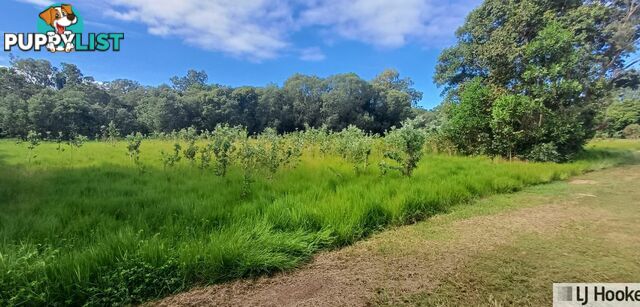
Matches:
[[370, 69, 421, 132], [56, 63, 85, 89], [321, 73, 374, 131], [435, 0, 640, 160], [10, 57, 57, 88], [170, 70, 208, 92]]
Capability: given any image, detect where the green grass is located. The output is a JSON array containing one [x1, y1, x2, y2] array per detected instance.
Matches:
[[376, 162, 640, 306], [0, 139, 638, 305]]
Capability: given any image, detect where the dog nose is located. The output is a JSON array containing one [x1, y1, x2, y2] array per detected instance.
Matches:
[[67, 14, 75, 21]]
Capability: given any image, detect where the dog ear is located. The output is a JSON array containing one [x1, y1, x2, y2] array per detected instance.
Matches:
[[61, 4, 74, 15], [39, 7, 57, 25]]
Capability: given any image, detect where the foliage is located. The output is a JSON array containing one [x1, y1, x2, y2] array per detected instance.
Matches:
[[599, 89, 640, 137], [282, 131, 304, 169], [105, 120, 121, 144], [490, 94, 540, 160], [236, 133, 262, 198], [54, 132, 66, 153], [199, 144, 214, 170], [0, 59, 421, 139], [69, 133, 88, 150], [181, 127, 199, 165], [126, 133, 144, 170], [25, 130, 41, 163], [525, 142, 562, 163], [623, 123, 640, 139], [435, 0, 640, 161], [210, 124, 242, 176], [379, 120, 426, 177], [160, 143, 182, 169], [259, 128, 288, 178], [335, 125, 373, 174], [443, 78, 493, 155]]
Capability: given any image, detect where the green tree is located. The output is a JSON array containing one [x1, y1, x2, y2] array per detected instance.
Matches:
[[170, 70, 208, 92], [444, 78, 493, 155], [601, 89, 640, 136], [283, 74, 326, 129], [10, 57, 57, 88], [370, 69, 422, 133], [380, 120, 426, 177], [56, 63, 85, 89], [490, 94, 540, 160], [435, 0, 640, 161], [0, 94, 29, 137], [321, 73, 374, 131], [136, 87, 185, 133]]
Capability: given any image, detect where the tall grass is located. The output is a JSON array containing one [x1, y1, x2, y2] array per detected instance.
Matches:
[[0, 139, 637, 305]]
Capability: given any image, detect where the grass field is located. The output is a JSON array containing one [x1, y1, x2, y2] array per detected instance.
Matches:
[[0, 139, 638, 305]]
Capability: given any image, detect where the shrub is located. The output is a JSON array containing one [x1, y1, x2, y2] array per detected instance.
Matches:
[[526, 142, 562, 162], [259, 128, 286, 178], [69, 133, 88, 149], [25, 130, 41, 164], [211, 124, 242, 176], [623, 123, 640, 139], [199, 145, 213, 170], [379, 120, 426, 176], [55, 132, 66, 152], [181, 127, 199, 165], [126, 133, 144, 170], [237, 134, 263, 198], [336, 125, 373, 174], [105, 120, 120, 145], [160, 143, 182, 170]]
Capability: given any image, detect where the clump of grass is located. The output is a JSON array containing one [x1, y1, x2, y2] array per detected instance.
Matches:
[[0, 139, 636, 305]]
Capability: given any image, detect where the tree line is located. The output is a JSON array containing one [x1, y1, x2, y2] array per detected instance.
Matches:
[[2, 0, 639, 162], [0, 57, 422, 139]]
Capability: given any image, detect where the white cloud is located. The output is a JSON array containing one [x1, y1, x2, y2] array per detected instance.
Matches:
[[101, 0, 478, 60], [106, 0, 293, 61], [16, 0, 52, 7], [299, 47, 326, 61], [300, 0, 479, 49]]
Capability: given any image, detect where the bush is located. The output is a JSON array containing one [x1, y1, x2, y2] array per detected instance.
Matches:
[[336, 125, 373, 174], [622, 123, 640, 139], [380, 120, 427, 177], [126, 133, 144, 170], [211, 124, 243, 176], [526, 142, 562, 162]]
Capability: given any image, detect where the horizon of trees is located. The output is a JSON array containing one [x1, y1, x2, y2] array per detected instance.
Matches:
[[0, 56, 426, 139], [2, 0, 640, 163]]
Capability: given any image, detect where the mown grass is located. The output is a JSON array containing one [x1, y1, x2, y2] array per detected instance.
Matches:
[[0, 139, 638, 305], [379, 162, 640, 306]]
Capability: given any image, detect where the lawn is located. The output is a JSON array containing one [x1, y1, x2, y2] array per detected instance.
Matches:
[[372, 161, 640, 306], [0, 139, 638, 305]]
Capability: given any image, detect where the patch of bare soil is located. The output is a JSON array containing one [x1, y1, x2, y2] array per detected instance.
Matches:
[[569, 179, 598, 185], [152, 167, 637, 307]]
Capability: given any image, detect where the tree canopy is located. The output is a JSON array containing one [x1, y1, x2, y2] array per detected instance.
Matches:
[[435, 0, 640, 161], [0, 58, 421, 139]]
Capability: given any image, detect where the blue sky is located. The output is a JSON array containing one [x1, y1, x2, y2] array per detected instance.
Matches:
[[2, 0, 481, 108]]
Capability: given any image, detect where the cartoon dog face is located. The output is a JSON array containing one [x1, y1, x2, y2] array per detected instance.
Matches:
[[39, 4, 77, 34]]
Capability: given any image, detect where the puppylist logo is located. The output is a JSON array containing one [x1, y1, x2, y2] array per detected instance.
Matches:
[[4, 3, 123, 53]]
